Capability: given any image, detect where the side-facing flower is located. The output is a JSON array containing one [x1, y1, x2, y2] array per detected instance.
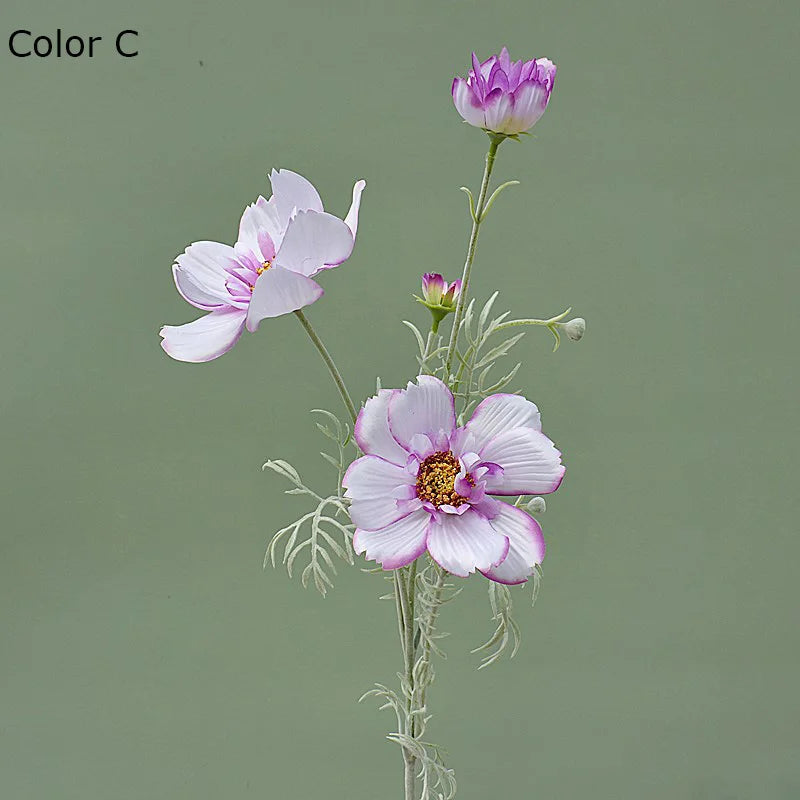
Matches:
[[415, 273, 461, 331], [452, 47, 556, 136], [343, 376, 565, 584], [160, 169, 366, 362]]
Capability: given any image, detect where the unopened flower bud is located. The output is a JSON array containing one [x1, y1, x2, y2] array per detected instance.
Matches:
[[416, 273, 462, 332], [560, 317, 585, 342], [525, 497, 547, 514]]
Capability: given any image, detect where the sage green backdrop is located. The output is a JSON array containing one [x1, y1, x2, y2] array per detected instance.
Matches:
[[2, 0, 797, 797]]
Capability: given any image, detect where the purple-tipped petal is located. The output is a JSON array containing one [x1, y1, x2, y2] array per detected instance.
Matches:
[[465, 394, 542, 450], [488, 62, 509, 93], [354, 389, 410, 465], [238, 200, 281, 260], [344, 180, 366, 238], [452, 77, 486, 127], [426, 508, 509, 577], [245, 266, 323, 331], [343, 455, 415, 499], [483, 88, 516, 133], [275, 210, 354, 277], [498, 46, 511, 73], [269, 168, 324, 228], [482, 502, 545, 585], [353, 509, 430, 570], [511, 79, 550, 129], [478, 427, 565, 496], [349, 496, 417, 532], [172, 241, 238, 310], [159, 308, 246, 363], [388, 375, 456, 450]]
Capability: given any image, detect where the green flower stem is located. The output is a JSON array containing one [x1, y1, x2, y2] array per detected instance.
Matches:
[[417, 563, 446, 730], [294, 309, 358, 424], [444, 134, 504, 379], [396, 562, 419, 800], [493, 307, 572, 333]]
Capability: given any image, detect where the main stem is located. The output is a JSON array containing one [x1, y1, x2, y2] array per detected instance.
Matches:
[[398, 561, 419, 800], [444, 135, 502, 378], [294, 309, 358, 424]]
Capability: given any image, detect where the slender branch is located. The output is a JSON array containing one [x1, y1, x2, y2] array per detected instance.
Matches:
[[396, 563, 419, 800], [444, 135, 503, 378], [294, 309, 358, 423]]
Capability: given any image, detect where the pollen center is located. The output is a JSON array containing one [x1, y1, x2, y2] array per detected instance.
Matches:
[[249, 261, 273, 292], [416, 451, 471, 508]]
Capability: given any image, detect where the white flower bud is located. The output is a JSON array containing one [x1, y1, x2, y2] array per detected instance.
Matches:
[[525, 497, 547, 514], [562, 317, 585, 342]]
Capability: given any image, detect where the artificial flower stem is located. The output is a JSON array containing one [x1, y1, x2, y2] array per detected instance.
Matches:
[[293, 309, 358, 424], [445, 134, 503, 378], [398, 562, 419, 800]]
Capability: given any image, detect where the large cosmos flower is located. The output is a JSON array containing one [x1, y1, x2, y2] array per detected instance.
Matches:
[[160, 169, 365, 363], [343, 376, 565, 584], [452, 48, 556, 136]]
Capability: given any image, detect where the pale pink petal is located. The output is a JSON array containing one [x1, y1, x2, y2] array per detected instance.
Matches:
[[354, 389, 410, 466], [275, 210, 354, 277], [452, 77, 486, 127], [464, 394, 542, 451], [388, 376, 456, 449], [237, 200, 280, 261], [349, 497, 415, 532], [343, 455, 414, 499], [269, 168, 324, 228], [353, 509, 430, 570], [159, 308, 246, 363], [426, 509, 509, 578], [479, 428, 565, 495], [245, 267, 323, 332], [483, 89, 516, 133], [510, 79, 549, 129], [173, 241, 237, 310], [482, 503, 545, 585], [344, 180, 366, 238]]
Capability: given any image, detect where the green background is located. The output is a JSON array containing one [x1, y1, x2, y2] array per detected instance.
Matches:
[[1, 0, 797, 797]]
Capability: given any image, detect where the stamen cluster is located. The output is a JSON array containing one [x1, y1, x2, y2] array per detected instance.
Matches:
[[416, 451, 469, 507]]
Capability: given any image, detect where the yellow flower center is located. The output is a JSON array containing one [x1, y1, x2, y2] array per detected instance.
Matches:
[[249, 261, 272, 292], [416, 451, 472, 508]]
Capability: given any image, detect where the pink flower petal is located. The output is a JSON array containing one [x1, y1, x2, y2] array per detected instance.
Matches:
[[172, 241, 238, 310], [349, 497, 417, 532], [483, 88, 516, 134], [343, 455, 415, 500], [478, 427, 565, 495], [510, 79, 549, 130], [464, 394, 542, 451], [237, 199, 282, 261], [426, 509, 509, 578], [354, 389, 410, 466], [353, 509, 430, 570], [344, 180, 366, 238], [481, 503, 545, 585], [388, 375, 456, 450], [245, 267, 323, 332], [452, 77, 486, 128], [275, 210, 355, 277], [159, 308, 246, 363], [269, 168, 323, 229]]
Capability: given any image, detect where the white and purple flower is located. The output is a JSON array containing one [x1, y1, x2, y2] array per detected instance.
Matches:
[[452, 47, 556, 136], [343, 376, 565, 584], [160, 169, 365, 363]]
